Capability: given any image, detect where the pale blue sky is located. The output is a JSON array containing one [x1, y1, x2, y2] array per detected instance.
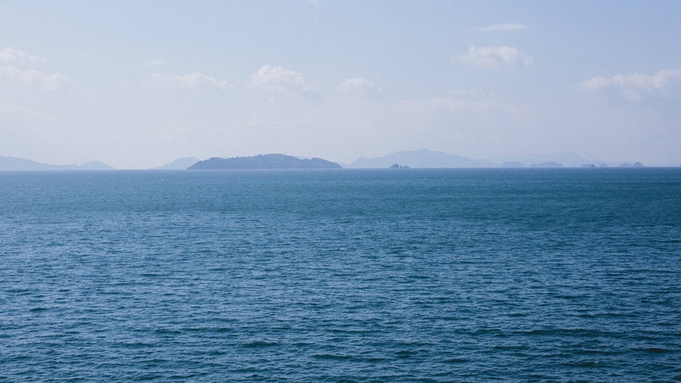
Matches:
[[1, 1, 680, 167]]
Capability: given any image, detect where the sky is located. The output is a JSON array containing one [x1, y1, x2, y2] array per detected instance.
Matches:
[[1, 1, 680, 168]]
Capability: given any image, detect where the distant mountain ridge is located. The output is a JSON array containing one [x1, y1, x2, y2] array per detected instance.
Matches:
[[493, 153, 600, 167], [189, 154, 342, 170], [0, 156, 115, 171], [156, 157, 200, 170], [350, 150, 649, 168], [78, 161, 115, 170], [347, 149, 495, 168], [530, 161, 564, 168]]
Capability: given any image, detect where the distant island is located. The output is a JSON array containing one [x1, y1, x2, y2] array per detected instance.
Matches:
[[156, 157, 200, 170], [530, 161, 564, 168], [188, 154, 342, 170], [0, 150, 658, 170], [347, 149, 494, 168], [0, 156, 115, 171]]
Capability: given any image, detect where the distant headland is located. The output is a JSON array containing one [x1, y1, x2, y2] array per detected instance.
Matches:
[[0, 156, 115, 171], [0, 150, 668, 170], [155, 157, 200, 170], [188, 154, 342, 170]]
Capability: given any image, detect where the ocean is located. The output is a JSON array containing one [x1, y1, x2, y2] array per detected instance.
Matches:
[[1, 168, 680, 381]]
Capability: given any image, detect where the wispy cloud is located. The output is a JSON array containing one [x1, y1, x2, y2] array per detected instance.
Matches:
[[153, 72, 230, 90], [0, 65, 66, 89], [252, 65, 315, 96], [476, 23, 527, 32], [339, 77, 382, 98], [453, 46, 533, 68], [0, 47, 48, 64], [578, 67, 681, 101]]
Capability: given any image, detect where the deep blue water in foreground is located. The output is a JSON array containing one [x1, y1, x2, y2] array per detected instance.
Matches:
[[1, 169, 680, 382]]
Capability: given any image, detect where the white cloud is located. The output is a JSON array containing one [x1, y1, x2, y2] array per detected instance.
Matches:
[[252, 65, 315, 95], [143, 58, 164, 67], [0, 48, 59, 89], [338, 77, 382, 97], [453, 46, 533, 68], [153, 72, 230, 90], [0, 47, 48, 64], [578, 67, 681, 101], [476, 23, 527, 32], [0, 65, 66, 89]]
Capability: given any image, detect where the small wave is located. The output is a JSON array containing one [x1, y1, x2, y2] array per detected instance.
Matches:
[[444, 357, 469, 363], [637, 347, 675, 353], [242, 341, 278, 348], [312, 354, 354, 360], [154, 328, 182, 335], [396, 350, 418, 358]]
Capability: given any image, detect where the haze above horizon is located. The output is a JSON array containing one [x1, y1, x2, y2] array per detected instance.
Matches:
[[1, 1, 681, 168]]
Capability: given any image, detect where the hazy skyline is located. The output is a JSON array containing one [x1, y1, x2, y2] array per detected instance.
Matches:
[[1, 1, 680, 168]]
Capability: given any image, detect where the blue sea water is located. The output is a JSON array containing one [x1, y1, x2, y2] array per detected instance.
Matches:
[[0, 168, 680, 382]]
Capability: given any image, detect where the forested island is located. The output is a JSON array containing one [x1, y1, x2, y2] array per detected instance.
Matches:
[[188, 154, 342, 169]]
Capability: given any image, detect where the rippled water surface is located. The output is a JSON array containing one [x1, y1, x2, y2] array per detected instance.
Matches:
[[1, 169, 680, 382]]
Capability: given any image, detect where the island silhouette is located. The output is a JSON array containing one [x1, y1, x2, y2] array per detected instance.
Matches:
[[188, 154, 342, 169]]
